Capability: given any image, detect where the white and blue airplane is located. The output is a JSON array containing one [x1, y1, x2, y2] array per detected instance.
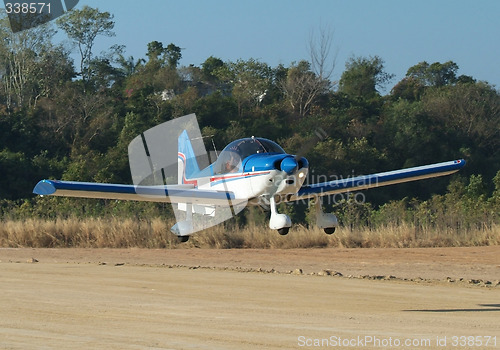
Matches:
[[33, 128, 465, 242]]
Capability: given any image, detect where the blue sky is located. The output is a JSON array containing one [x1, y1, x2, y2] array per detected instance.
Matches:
[[12, 0, 500, 91]]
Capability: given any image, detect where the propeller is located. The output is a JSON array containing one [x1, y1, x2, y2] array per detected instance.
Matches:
[[293, 127, 328, 162], [280, 127, 327, 175], [276, 127, 328, 175]]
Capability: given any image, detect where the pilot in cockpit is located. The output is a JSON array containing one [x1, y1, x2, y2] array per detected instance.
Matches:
[[216, 137, 283, 174], [224, 150, 240, 173]]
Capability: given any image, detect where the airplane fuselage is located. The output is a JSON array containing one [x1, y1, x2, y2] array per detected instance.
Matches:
[[178, 152, 309, 205]]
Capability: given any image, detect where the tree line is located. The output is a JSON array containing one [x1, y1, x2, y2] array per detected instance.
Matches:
[[0, 6, 498, 233]]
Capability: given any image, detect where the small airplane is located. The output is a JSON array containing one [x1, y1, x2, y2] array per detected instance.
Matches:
[[33, 118, 465, 242]]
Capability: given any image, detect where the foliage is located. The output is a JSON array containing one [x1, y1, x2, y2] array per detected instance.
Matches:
[[339, 55, 394, 98], [56, 5, 115, 86], [279, 60, 331, 117]]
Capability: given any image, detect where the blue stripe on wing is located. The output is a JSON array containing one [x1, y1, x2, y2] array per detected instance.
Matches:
[[34, 180, 136, 196], [293, 159, 465, 200], [33, 179, 235, 204]]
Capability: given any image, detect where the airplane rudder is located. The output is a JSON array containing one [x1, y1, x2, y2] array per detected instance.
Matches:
[[177, 130, 200, 180]]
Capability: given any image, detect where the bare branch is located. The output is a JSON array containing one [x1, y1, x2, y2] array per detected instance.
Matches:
[[308, 23, 337, 81]]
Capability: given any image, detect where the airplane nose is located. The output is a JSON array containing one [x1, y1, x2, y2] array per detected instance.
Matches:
[[280, 157, 298, 175]]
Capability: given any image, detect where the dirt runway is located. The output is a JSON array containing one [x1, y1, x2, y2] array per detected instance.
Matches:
[[1, 247, 499, 349]]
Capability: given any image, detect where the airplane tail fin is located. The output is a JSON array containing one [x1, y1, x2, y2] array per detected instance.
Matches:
[[178, 130, 200, 184]]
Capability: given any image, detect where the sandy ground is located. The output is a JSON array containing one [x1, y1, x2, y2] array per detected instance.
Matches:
[[1, 246, 500, 349]]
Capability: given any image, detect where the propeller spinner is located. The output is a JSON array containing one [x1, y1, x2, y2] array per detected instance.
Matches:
[[279, 156, 299, 174]]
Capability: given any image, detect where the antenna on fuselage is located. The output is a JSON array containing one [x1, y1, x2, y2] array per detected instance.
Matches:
[[211, 137, 219, 159]]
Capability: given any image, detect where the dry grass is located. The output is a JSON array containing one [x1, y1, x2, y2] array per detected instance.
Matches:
[[0, 218, 178, 249], [1, 218, 499, 249], [336, 223, 500, 248]]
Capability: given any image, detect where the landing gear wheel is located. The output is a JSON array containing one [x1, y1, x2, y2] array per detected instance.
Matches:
[[178, 235, 189, 243], [277, 227, 290, 236], [324, 227, 336, 235]]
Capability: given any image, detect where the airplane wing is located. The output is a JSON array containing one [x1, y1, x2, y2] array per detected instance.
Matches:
[[287, 159, 465, 201], [33, 179, 237, 206]]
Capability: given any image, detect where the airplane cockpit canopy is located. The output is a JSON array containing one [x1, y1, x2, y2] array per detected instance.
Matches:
[[214, 137, 285, 174], [223, 137, 285, 158]]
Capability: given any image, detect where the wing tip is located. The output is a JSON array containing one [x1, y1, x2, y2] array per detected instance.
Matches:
[[33, 180, 56, 196], [455, 159, 466, 168]]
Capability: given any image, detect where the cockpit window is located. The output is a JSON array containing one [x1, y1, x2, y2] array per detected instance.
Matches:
[[255, 138, 286, 154], [223, 138, 284, 159], [214, 137, 285, 174]]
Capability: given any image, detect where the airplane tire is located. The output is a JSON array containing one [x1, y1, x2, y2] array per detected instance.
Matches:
[[277, 227, 290, 236], [178, 236, 189, 243], [324, 227, 336, 235]]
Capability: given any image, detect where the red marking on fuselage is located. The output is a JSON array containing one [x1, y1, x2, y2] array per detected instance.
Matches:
[[178, 152, 198, 186], [179, 151, 271, 187]]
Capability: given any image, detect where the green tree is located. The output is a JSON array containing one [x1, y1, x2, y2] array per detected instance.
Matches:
[[406, 61, 458, 87], [0, 13, 60, 109], [421, 81, 500, 180], [0, 149, 32, 199], [145, 41, 182, 69], [146, 40, 164, 62], [339, 55, 393, 98], [215, 58, 272, 116], [165, 43, 182, 69], [390, 77, 425, 101], [279, 60, 330, 117], [117, 54, 144, 77], [201, 56, 224, 82], [57, 6, 115, 87], [490, 170, 500, 220], [35, 45, 75, 98], [380, 99, 440, 165]]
